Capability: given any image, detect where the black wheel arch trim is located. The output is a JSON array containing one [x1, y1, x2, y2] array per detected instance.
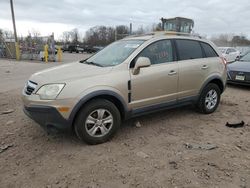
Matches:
[[68, 90, 129, 126], [199, 75, 225, 95]]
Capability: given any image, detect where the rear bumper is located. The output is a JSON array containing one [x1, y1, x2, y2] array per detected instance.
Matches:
[[23, 105, 71, 132]]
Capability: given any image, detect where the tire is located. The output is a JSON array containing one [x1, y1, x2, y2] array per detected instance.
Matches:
[[74, 99, 121, 145], [197, 83, 221, 114]]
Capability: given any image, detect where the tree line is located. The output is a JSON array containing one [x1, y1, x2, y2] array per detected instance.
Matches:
[[60, 24, 162, 46], [210, 33, 250, 47], [1, 26, 250, 47]]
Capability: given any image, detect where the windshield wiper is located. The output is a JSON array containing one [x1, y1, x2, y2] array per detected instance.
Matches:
[[80, 60, 103, 67]]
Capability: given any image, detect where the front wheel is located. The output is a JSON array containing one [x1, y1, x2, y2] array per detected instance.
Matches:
[[197, 83, 221, 114], [74, 99, 121, 145]]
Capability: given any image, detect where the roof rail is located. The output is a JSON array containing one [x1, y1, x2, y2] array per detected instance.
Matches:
[[152, 31, 202, 38], [153, 31, 191, 36], [125, 31, 202, 39]]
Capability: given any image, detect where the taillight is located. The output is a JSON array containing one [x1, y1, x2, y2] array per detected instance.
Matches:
[[220, 57, 227, 67]]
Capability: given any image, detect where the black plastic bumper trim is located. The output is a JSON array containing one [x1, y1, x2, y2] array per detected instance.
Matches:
[[23, 105, 71, 132]]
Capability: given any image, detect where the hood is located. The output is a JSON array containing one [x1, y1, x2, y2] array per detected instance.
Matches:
[[227, 61, 250, 72], [30, 62, 113, 84]]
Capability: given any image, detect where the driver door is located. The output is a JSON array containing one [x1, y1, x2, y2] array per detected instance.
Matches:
[[129, 40, 178, 109]]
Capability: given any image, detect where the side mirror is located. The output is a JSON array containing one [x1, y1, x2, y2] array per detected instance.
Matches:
[[132, 57, 151, 75]]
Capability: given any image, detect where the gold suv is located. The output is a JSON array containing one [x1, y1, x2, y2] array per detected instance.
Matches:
[[22, 33, 227, 144]]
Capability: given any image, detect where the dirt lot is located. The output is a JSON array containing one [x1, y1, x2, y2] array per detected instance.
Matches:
[[0, 57, 249, 188]]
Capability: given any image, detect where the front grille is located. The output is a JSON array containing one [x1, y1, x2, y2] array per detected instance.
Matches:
[[228, 71, 250, 82], [25, 81, 37, 95]]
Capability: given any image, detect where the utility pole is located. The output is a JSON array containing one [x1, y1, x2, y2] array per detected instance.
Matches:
[[115, 27, 117, 41], [129, 23, 132, 35], [10, 0, 20, 60]]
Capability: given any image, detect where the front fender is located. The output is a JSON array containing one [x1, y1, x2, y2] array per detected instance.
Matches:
[[68, 87, 129, 126]]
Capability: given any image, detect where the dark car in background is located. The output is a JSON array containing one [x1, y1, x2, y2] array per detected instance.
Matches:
[[84, 45, 104, 53], [227, 52, 250, 85], [62, 45, 84, 53]]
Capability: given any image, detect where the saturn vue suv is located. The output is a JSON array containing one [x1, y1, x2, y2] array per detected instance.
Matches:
[[22, 33, 227, 144]]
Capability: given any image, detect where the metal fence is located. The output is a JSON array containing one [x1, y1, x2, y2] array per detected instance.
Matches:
[[0, 33, 57, 61]]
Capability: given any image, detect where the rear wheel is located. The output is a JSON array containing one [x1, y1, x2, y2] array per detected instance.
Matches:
[[74, 99, 121, 145], [197, 83, 221, 114]]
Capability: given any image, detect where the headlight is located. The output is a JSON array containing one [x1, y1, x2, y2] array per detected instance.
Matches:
[[36, 84, 65, 100]]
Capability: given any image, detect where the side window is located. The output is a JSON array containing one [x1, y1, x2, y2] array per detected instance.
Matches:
[[201, 42, 218, 57], [231, 48, 236, 53], [226, 49, 231, 54], [176, 39, 203, 60], [137, 40, 173, 65]]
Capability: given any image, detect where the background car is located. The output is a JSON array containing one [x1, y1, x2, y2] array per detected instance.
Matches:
[[63, 45, 84, 53], [227, 52, 250, 85], [84, 45, 103, 53], [219, 47, 240, 63]]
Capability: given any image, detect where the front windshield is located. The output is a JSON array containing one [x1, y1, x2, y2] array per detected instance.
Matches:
[[240, 52, 250, 62], [81, 40, 145, 67]]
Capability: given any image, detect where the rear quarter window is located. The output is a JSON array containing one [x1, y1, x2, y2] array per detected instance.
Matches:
[[176, 39, 203, 61], [200, 42, 218, 57]]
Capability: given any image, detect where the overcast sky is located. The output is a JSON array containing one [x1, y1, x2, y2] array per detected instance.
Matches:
[[1, 0, 250, 39]]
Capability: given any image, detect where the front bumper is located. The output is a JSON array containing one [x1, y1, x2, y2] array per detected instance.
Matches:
[[23, 105, 71, 132], [227, 70, 250, 86], [227, 79, 250, 86]]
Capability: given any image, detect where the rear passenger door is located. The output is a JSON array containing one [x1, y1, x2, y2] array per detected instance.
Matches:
[[175, 39, 209, 99]]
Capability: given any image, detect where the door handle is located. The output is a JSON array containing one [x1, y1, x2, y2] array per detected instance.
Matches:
[[168, 70, 177, 75], [202, 65, 208, 70]]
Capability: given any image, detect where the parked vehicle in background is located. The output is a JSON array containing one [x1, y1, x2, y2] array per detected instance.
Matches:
[[219, 47, 240, 63], [236, 46, 250, 58], [227, 52, 250, 85], [22, 32, 227, 144], [62, 45, 84, 53], [84, 45, 104, 53]]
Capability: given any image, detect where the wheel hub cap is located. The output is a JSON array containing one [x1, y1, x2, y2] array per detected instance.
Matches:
[[205, 89, 218, 110], [85, 109, 113, 137]]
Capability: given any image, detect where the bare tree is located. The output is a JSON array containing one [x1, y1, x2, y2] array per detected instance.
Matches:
[[211, 33, 250, 47], [0, 29, 3, 41], [29, 29, 40, 38], [3, 29, 14, 39], [231, 35, 250, 46], [152, 23, 162, 31], [62, 31, 71, 44], [70, 28, 80, 44], [116, 25, 129, 39], [211, 33, 234, 46], [134, 25, 145, 35], [84, 25, 116, 46]]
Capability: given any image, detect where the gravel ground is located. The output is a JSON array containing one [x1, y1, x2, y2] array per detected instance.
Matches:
[[0, 57, 249, 188]]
